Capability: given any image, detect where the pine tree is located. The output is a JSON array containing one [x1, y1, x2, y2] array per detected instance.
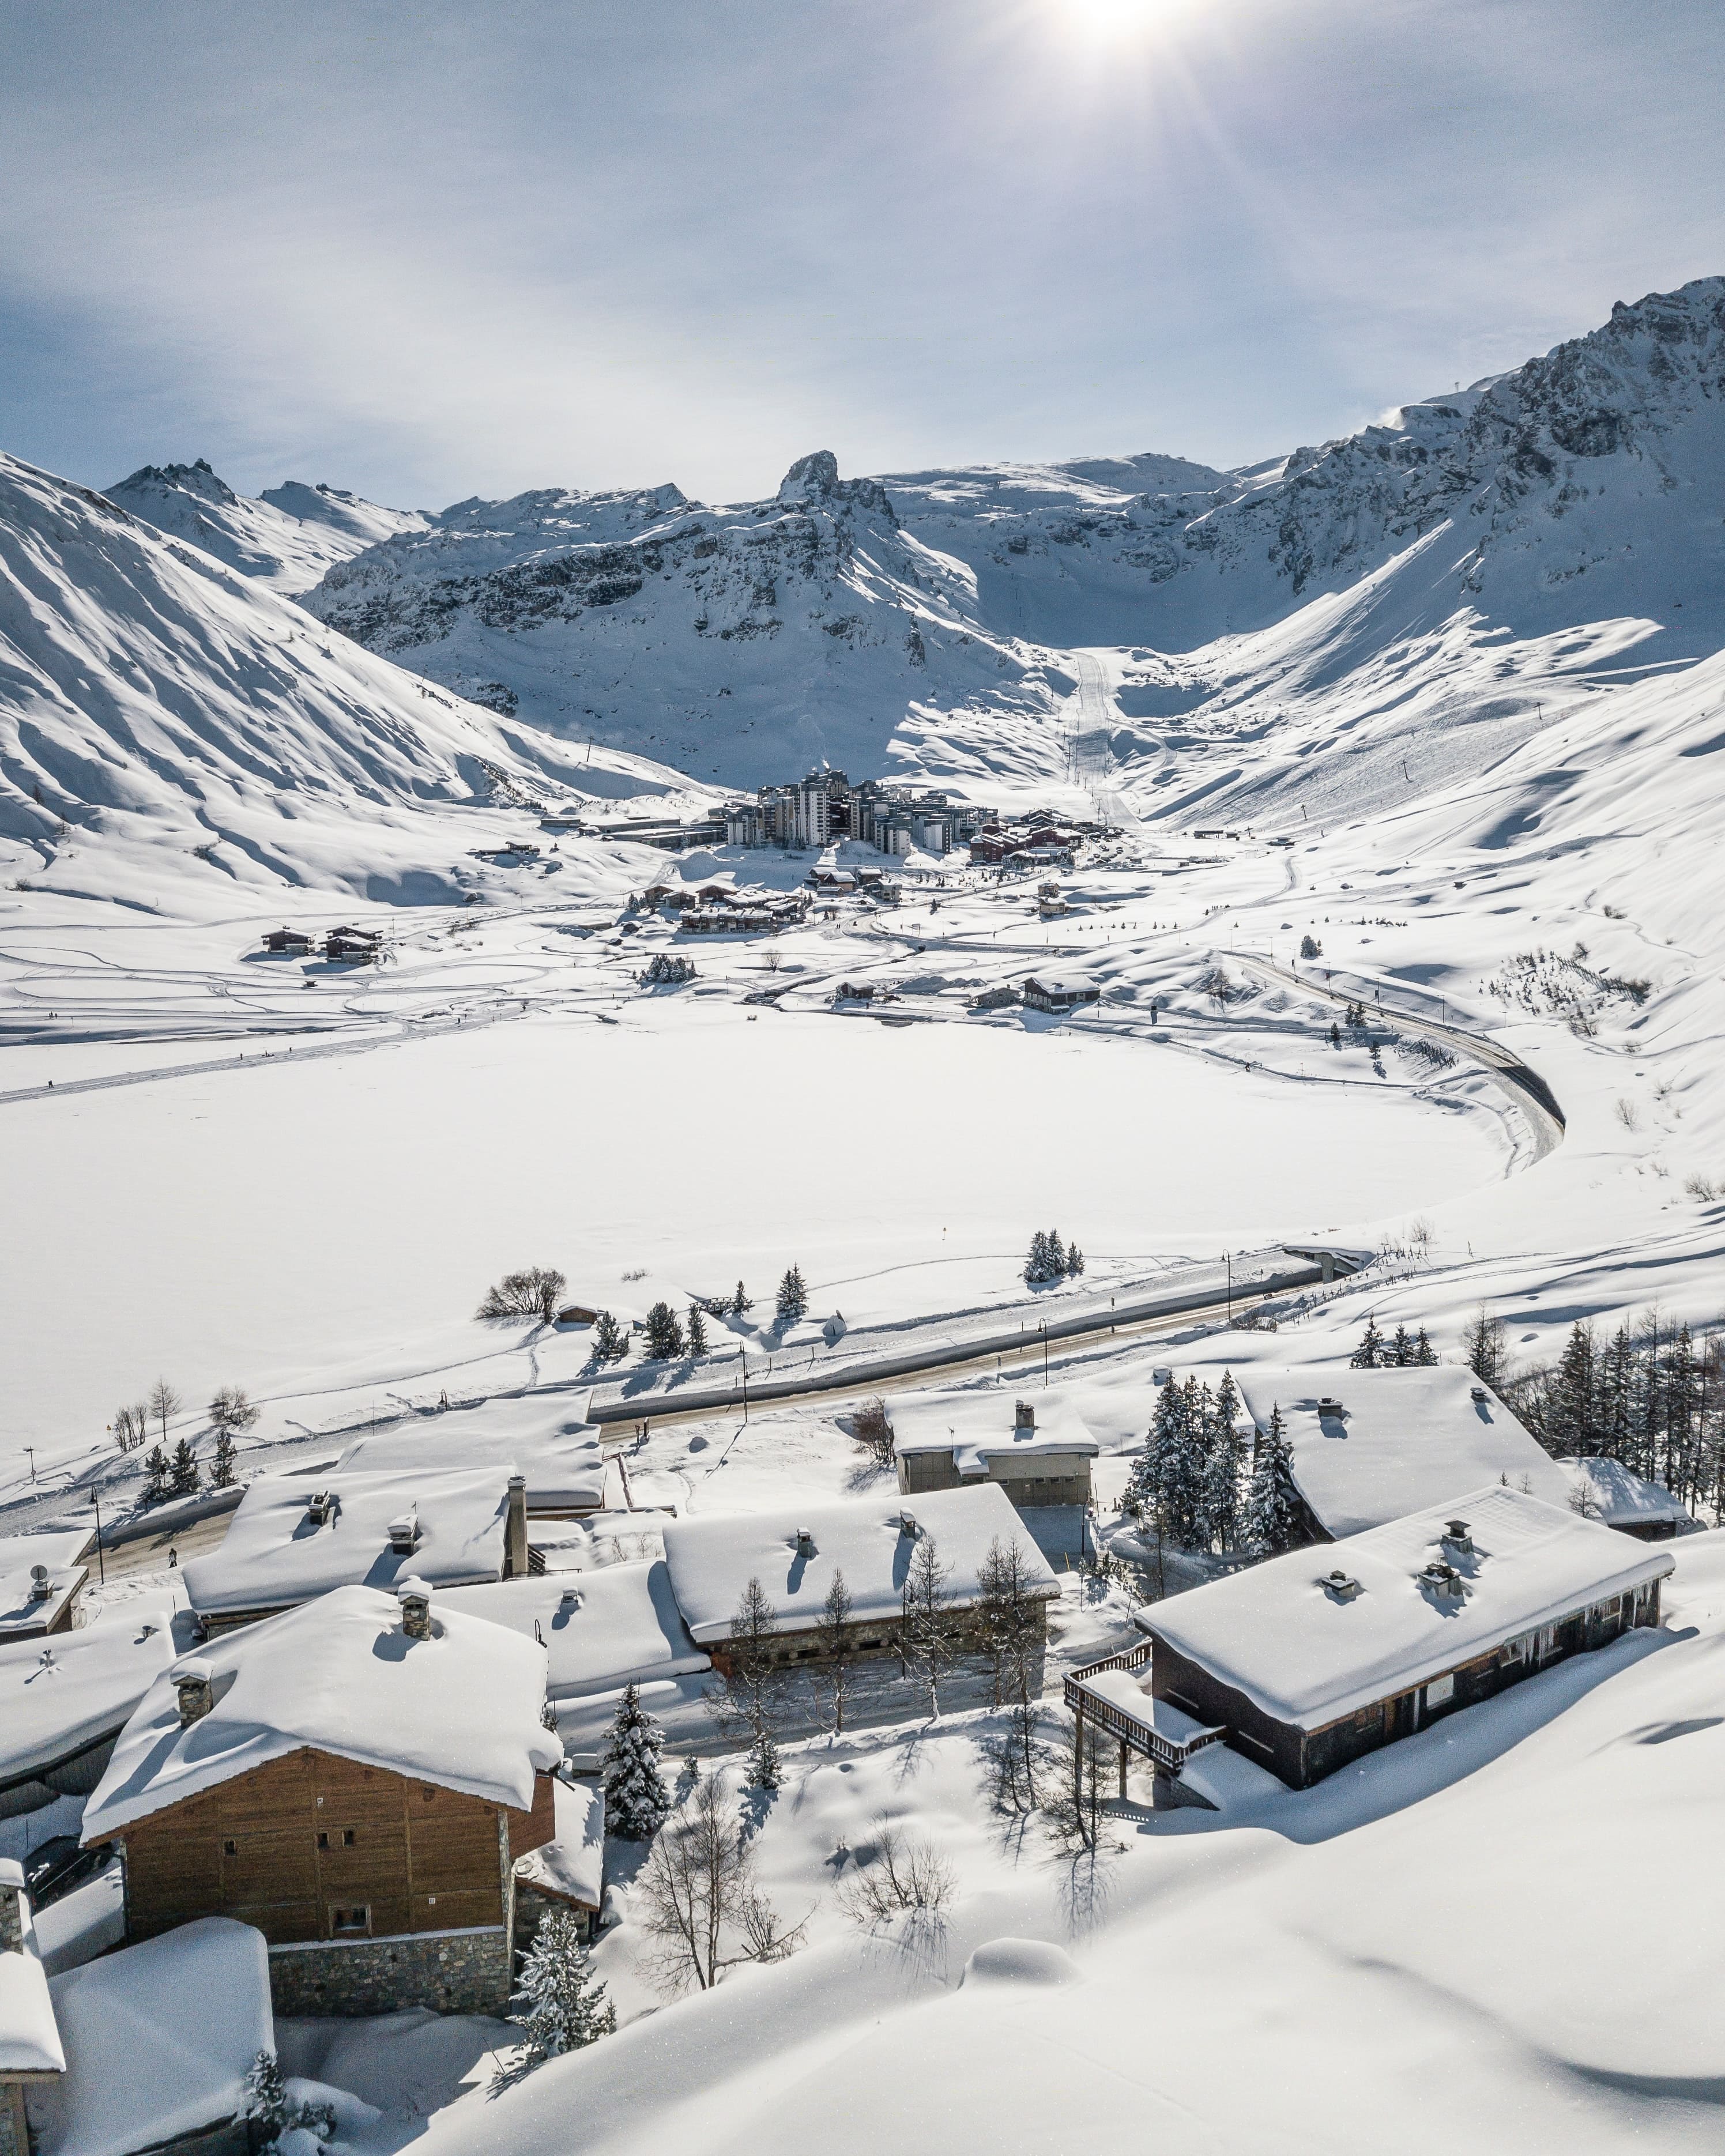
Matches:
[[169, 1437, 201, 1498], [140, 1444, 171, 1507], [1242, 1406, 1301, 1557], [730, 1279, 754, 1318], [1350, 1317, 1386, 1370], [1390, 1324, 1414, 1367], [686, 1303, 709, 1355], [1200, 1372, 1246, 1550], [510, 1906, 616, 2065], [1328, 1021, 1342, 1049], [1414, 1326, 1438, 1366], [775, 1265, 808, 1325], [1165, 1375, 1212, 1546], [1022, 1231, 1052, 1286], [602, 1682, 670, 1841], [1463, 1306, 1509, 1388], [1046, 1231, 1068, 1277], [591, 1310, 627, 1363], [239, 2052, 289, 2137], [644, 1301, 686, 1360], [209, 1428, 238, 1490], [747, 1722, 781, 1791], [1065, 1242, 1085, 1278]]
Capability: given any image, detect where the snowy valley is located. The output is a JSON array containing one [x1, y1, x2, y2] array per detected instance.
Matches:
[[3, 275, 1725, 2156]]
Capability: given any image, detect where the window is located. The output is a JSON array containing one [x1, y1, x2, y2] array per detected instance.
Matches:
[[317, 1832, 328, 1850], [1425, 1673, 1455, 1709], [329, 1906, 370, 1938], [342, 1829, 356, 1846], [222, 1839, 238, 1857]]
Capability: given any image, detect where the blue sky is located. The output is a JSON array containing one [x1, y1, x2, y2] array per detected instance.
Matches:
[[3, 0, 1723, 508]]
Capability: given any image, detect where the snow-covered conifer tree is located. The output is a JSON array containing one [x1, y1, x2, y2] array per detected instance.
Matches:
[[209, 1428, 238, 1489], [730, 1279, 753, 1318], [747, 1722, 781, 1791], [686, 1302, 709, 1355], [510, 1907, 616, 2065], [239, 2052, 288, 2138], [1350, 1316, 1386, 1369], [1414, 1326, 1438, 1366], [1241, 1405, 1301, 1557], [1022, 1231, 1052, 1285], [590, 1310, 627, 1363], [644, 1301, 686, 1360], [602, 1682, 669, 1841], [775, 1266, 808, 1325], [168, 1436, 201, 1498], [1065, 1242, 1085, 1277], [1200, 1372, 1246, 1550], [140, 1444, 171, 1506]]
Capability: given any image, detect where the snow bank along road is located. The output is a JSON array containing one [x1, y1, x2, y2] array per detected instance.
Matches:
[[1233, 952, 1566, 1161], [583, 1247, 1333, 1424]]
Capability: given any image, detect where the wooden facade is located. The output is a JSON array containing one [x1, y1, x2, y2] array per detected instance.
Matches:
[[116, 1746, 555, 1950], [1148, 1575, 1665, 1790]]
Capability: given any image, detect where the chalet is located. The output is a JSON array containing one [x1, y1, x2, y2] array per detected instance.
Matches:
[[12, 1916, 274, 2156], [1231, 1367, 1572, 1541], [323, 927, 379, 963], [661, 1484, 1059, 1676], [440, 1562, 710, 1706], [182, 1466, 528, 1634], [0, 1598, 189, 1824], [970, 985, 1019, 1012], [80, 1583, 564, 2016], [260, 927, 313, 955], [1021, 974, 1100, 1014], [0, 1535, 91, 1646], [832, 982, 875, 1005], [1561, 1456, 1690, 1541], [1135, 1484, 1674, 1789], [892, 1394, 1099, 1511], [1, 1861, 63, 2156], [336, 1424, 609, 1521]]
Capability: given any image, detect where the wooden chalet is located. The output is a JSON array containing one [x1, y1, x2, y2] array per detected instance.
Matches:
[[80, 1583, 564, 2017], [1136, 1485, 1674, 1790], [260, 926, 314, 954], [1021, 974, 1099, 1014]]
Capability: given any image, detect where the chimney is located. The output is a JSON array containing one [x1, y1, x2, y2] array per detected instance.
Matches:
[[173, 1659, 215, 1725], [1441, 1519, 1474, 1556], [794, 1528, 816, 1558], [504, 1475, 529, 1579], [387, 1506, 420, 1556], [898, 1509, 919, 1539], [397, 1577, 434, 1641], [306, 1490, 339, 1526], [1014, 1400, 1035, 1434], [28, 1563, 52, 1602], [0, 1859, 24, 1953]]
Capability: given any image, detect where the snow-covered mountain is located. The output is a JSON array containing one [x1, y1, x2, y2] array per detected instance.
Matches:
[[0, 453, 699, 904], [290, 276, 1725, 801], [107, 459, 432, 594]]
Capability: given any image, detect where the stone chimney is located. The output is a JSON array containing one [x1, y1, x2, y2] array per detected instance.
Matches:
[[387, 1506, 420, 1556], [173, 1659, 215, 1726], [1014, 1400, 1035, 1434], [504, 1475, 529, 1578], [397, 1577, 434, 1641], [0, 1858, 24, 1951]]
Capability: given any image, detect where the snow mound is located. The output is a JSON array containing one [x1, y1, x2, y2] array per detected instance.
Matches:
[[959, 1938, 1083, 1988]]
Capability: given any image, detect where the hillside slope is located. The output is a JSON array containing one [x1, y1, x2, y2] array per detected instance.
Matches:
[[0, 453, 696, 905]]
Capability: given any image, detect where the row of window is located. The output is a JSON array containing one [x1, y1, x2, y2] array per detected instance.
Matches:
[[221, 1828, 358, 1856]]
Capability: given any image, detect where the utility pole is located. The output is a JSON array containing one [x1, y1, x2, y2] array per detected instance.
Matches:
[[1042, 1322, 1049, 1386], [89, 1488, 106, 1585], [23, 1446, 35, 1483], [1226, 1252, 1233, 1323]]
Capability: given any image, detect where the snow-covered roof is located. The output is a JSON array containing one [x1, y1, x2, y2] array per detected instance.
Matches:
[[25, 1919, 271, 2156], [890, 1388, 1099, 1472], [1562, 1457, 1690, 1528], [182, 1466, 511, 1616], [661, 1485, 1059, 1645], [1231, 1367, 1571, 1538], [0, 1539, 88, 1641], [0, 1598, 187, 1790], [337, 1423, 608, 1513], [439, 1562, 709, 1701], [1140, 1484, 1675, 1731], [0, 1529, 97, 1577], [0, 1861, 65, 2077], [513, 1778, 604, 1909], [82, 1584, 561, 1840]]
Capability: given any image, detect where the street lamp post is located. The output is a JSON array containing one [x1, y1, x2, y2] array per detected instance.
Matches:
[[1042, 1322, 1049, 1387], [89, 1489, 106, 1585]]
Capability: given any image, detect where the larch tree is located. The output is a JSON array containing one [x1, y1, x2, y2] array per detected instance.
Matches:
[[634, 1773, 805, 1994], [726, 1576, 779, 1744], [899, 1532, 955, 1718], [147, 1377, 182, 1446], [816, 1567, 856, 1737]]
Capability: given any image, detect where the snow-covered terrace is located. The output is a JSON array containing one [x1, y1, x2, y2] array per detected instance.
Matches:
[[661, 1484, 1057, 1645], [1562, 1456, 1690, 1533], [82, 1582, 561, 1840], [513, 1778, 604, 1914], [1138, 1484, 1675, 1732], [0, 1861, 64, 2079], [1232, 1367, 1571, 1539], [181, 1464, 513, 1618]]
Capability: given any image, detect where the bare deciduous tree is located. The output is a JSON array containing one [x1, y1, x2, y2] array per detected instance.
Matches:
[[725, 1575, 779, 1742], [849, 1396, 895, 1469], [634, 1773, 808, 1993], [900, 1531, 955, 1718], [818, 1567, 856, 1737], [476, 1267, 567, 1323], [1043, 1710, 1113, 1853], [111, 1403, 148, 1454], [838, 1818, 955, 1927], [147, 1378, 182, 1447], [208, 1385, 259, 1433]]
